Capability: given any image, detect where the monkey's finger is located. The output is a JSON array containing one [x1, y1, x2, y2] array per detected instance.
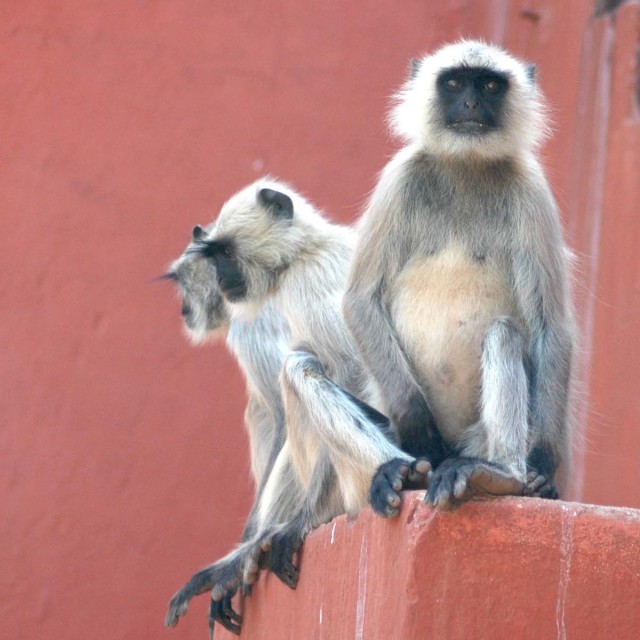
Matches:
[[369, 475, 400, 517], [425, 469, 444, 507]]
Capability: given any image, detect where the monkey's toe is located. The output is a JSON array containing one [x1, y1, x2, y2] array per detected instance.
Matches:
[[426, 458, 525, 509], [465, 465, 524, 498], [241, 538, 269, 586], [426, 460, 460, 510], [209, 594, 242, 637], [165, 592, 189, 628], [524, 471, 559, 499]]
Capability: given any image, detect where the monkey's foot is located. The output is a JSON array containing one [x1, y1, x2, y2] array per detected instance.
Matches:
[[369, 457, 431, 517], [426, 457, 525, 510], [524, 470, 559, 500], [209, 593, 242, 638], [269, 526, 304, 589], [165, 554, 245, 629]]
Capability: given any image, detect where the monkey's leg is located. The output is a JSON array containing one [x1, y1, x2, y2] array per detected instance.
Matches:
[[282, 349, 430, 518], [165, 545, 248, 631], [244, 451, 342, 590], [521, 320, 574, 501], [238, 442, 308, 588], [281, 349, 424, 509], [428, 318, 529, 509]]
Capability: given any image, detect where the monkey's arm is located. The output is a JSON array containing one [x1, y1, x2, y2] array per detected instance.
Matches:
[[514, 191, 575, 485], [343, 185, 448, 463]]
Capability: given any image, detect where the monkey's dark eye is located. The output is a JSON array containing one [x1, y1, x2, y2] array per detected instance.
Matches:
[[483, 79, 500, 92], [222, 245, 234, 259], [445, 78, 464, 91]]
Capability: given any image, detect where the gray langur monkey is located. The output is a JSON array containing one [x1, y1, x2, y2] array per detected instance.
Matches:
[[194, 178, 425, 593], [165, 225, 288, 486], [161, 228, 305, 635], [343, 40, 576, 513]]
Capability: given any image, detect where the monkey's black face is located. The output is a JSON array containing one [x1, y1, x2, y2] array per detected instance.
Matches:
[[437, 66, 509, 134], [198, 239, 248, 302]]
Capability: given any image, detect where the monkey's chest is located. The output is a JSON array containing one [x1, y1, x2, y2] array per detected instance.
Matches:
[[390, 245, 517, 443]]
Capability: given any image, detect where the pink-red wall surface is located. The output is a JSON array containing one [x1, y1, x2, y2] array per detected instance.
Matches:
[[1, 2, 639, 639], [213, 495, 640, 640]]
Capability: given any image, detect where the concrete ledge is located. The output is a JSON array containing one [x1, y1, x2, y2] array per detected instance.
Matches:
[[215, 493, 640, 639]]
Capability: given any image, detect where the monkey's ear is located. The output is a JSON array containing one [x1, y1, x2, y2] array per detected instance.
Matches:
[[526, 64, 537, 83], [192, 224, 206, 240], [410, 58, 421, 79], [258, 188, 294, 220]]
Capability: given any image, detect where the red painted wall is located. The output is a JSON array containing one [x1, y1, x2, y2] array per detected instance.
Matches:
[[1, 2, 639, 639], [214, 495, 640, 640]]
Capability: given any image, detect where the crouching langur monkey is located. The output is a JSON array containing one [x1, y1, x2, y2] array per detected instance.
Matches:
[[190, 179, 431, 603], [162, 183, 420, 636], [343, 40, 576, 514], [161, 229, 307, 634]]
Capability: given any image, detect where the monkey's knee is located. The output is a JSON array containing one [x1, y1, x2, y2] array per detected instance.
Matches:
[[482, 317, 527, 361], [282, 349, 327, 390]]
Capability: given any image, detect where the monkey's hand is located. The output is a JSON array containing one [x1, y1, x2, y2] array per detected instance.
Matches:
[[524, 470, 559, 500], [426, 457, 525, 510], [369, 458, 432, 517]]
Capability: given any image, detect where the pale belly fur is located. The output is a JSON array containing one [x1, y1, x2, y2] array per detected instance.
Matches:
[[390, 244, 519, 446]]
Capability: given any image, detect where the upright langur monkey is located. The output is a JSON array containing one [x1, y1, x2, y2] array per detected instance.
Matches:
[[344, 40, 575, 513]]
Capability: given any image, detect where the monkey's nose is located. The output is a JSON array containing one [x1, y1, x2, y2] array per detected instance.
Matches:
[[464, 99, 479, 109]]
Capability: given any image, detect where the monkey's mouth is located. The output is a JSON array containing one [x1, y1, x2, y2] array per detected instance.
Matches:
[[449, 120, 492, 134]]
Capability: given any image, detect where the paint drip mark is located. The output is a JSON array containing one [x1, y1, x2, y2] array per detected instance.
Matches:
[[355, 535, 368, 640], [556, 507, 576, 640]]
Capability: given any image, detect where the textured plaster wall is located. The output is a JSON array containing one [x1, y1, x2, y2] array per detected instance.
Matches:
[[214, 495, 640, 640], [1, 2, 639, 639]]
